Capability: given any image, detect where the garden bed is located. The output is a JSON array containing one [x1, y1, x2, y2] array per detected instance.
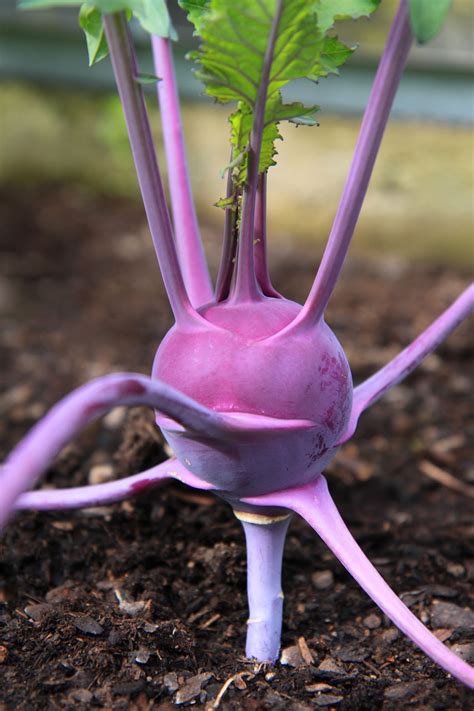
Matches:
[[0, 188, 472, 710]]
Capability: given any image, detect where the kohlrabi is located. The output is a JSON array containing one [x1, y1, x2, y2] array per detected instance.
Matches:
[[3, 0, 473, 688]]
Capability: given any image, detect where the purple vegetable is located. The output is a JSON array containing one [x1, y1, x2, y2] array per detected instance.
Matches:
[[3, 0, 474, 688]]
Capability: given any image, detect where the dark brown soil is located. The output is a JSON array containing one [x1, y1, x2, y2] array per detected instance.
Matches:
[[0, 187, 473, 710]]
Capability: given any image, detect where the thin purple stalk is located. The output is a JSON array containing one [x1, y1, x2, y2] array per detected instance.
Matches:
[[254, 173, 280, 297], [231, 0, 284, 302], [215, 157, 239, 301], [15, 459, 213, 511], [338, 284, 474, 444], [0, 372, 236, 532], [151, 35, 213, 308], [245, 476, 474, 687], [238, 514, 290, 662], [103, 14, 196, 326], [292, 0, 412, 331]]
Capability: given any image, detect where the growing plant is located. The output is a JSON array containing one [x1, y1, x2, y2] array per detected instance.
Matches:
[[2, 0, 473, 688]]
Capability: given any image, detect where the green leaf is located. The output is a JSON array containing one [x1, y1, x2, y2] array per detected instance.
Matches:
[[316, 0, 381, 33], [408, 0, 451, 43], [192, 0, 325, 183], [228, 102, 282, 185], [265, 95, 319, 126], [178, 0, 210, 32], [184, 0, 380, 188], [19, 0, 177, 40], [194, 1, 324, 108], [135, 72, 161, 84], [288, 114, 319, 126], [133, 0, 177, 40], [19, 0, 82, 7], [317, 36, 354, 77], [214, 195, 238, 210], [79, 5, 109, 65]]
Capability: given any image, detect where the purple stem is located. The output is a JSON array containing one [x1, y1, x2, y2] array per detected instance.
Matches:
[[231, 0, 284, 303], [151, 36, 213, 308], [15, 459, 213, 511], [215, 158, 239, 301], [254, 173, 280, 298], [292, 0, 412, 331], [103, 14, 197, 326], [238, 514, 290, 662], [338, 284, 474, 444], [0, 372, 234, 532], [244, 476, 474, 687]]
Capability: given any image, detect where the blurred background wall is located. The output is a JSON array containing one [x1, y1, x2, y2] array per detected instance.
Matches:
[[0, 0, 473, 265]]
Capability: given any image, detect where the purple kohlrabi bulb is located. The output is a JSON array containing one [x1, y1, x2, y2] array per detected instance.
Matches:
[[153, 297, 352, 496]]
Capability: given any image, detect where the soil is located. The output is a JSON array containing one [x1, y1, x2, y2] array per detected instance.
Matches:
[[0, 187, 473, 710]]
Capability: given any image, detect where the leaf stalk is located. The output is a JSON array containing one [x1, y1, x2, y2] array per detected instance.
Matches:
[[254, 172, 280, 297], [103, 13, 197, 325], [294, 0, 413, 330], [231, 0, 284, 303], [151, 35, 213, 308]]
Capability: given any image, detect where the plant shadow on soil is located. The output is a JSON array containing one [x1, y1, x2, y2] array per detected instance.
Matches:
[[0, 188, 473, 710]]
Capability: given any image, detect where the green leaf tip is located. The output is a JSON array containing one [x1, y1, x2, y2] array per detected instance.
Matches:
[[316, 0, 381, 33], [178, 0, 209, 32], [79, 5, 108, 66], [135, 72, 161, 84], [408, 0, 452, 44], [214, 195, 238, 210]]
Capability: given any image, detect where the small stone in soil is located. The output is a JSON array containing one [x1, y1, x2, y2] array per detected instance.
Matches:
[[450, 642, 474, 663], [446, 562, 465, 578], [45, 583, 76, 604], [88, 463, 114, 485], [163, 672, 179, 693], [311, 570, 334, 590], [384, 681, 434, 701], [143, 622, 159, 633], [426, 584, 458, 599], [281, 644, 306, 667], [431, 600, 474, 630], [305, 682, 336, 693], [314, 657, 356, 681], [381, 628, 399, 644], [103, 406, 126, 429], [334, 643, 369, 662], [363, 613, 381, 630], [68, 689, 93, 704], [134, 649, 151, 664], [313, 694, 343, 707], [114, 588, 149, 616], [24, 603, 53, 622], [74, 615, 104, 636], [175, 672, 212, 705]]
